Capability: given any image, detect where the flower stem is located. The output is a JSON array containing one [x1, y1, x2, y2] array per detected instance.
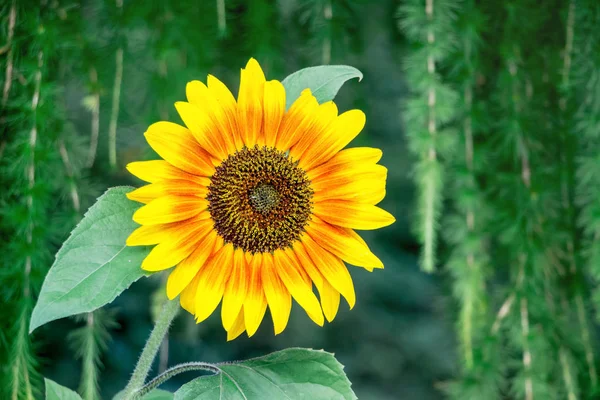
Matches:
[[121, 299, 179, 399], [133, 362, 220, 399]]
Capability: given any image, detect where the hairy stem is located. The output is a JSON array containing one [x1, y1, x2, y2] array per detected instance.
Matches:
[[121, 300, 180, 399], [133, 362, 220, 399]]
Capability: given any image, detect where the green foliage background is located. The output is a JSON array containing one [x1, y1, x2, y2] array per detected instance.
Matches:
[[1, 0, 599, 399]]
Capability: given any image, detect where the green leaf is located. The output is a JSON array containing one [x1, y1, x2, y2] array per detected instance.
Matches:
[[45, 378, 83, 400], [30, 187, 150, 333], [142, 389, 174, 400], [174, 348, 357, 400], [281, 65, 363, 109]]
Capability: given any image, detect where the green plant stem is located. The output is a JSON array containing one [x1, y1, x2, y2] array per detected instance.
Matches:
[[121, 299, 179, 400], [133, 362, 220, 399]]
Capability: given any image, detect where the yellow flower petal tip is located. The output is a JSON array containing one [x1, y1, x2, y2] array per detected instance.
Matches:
[[126, 58, 393, 339]]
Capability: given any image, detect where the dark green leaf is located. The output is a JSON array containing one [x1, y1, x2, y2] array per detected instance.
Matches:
[[175, 348, 357, 400], [281, 65, 362, 109], [45, 378, 83, 400], [30, 187, 150, 333]]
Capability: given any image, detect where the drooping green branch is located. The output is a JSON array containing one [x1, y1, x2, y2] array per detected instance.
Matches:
[[444, 0, 488, 372], [399, 0, 458, 273], [297, 0, 355, 66], [81, 314, 101, 400], [1, 0, 16, 108], [322, 0, 332, 64], [10, 48, 44, 400], [11, 304, 36, 400], [569, 2, 600, 396], [58, 139, 80, 214], [69, 310, 117, 400], [86, 67, 100, 168], [108, 0, 124, 170], [486, 3, 561, 397], [558, 0, 597, 393]]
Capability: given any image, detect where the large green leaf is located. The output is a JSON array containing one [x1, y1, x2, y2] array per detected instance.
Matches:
[[142, 389, 174, 400], [30, 186, 150, 333], [45, 379, 83, 400], [174, 348, 357, 400], [281, 65, 362, 109]]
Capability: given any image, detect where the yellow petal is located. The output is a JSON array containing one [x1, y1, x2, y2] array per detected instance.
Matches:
[[194, 244, 234, 324], [289, 101, 338, 164], [221, 249, 249, 331], [237, 58, 266, 147], [244, 253, 268, 337], [127, 223, 177, 246], [180, 272, 200, 315], [312, 164, 387, 205], [273, 249, 324, 326], [320, 279, 341, 323], [314, 200, 395, 230], [275, 89, 319, 152], [186, 80, 237, 156], [226, 309, 247, 341], [174, 101, 227, 161], [262, 80, 286, 148], [302, 234, 356, 309], [126, 160, 205, 184], [144, 122, 215, 176], [261, 253, 292, 335], [166, 230, 219, 299], [207, 74, 243, 151], [126, 179, 209, 204], [307, 147, 383, 181], [141, 218, 213, 272], [132, 195, 207, 225], [299, 109, 366, 171], [305, 217, 383, 270], [291, 240, 324, 291]]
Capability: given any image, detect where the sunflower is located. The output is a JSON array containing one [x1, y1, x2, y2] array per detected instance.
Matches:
[[126, 58, 394, 340]]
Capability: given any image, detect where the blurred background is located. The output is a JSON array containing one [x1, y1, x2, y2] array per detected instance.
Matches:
[[2, 0, 600, 399]]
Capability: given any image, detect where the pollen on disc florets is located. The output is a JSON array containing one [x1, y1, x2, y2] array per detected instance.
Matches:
[[207, 145, 314, 253]]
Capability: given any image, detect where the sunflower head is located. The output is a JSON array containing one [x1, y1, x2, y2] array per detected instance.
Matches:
[[126, 58, 394, 340]]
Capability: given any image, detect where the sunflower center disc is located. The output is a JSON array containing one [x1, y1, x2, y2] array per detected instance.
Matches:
[[207, 146, 313, 253], [249, 183, 280, 214]]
